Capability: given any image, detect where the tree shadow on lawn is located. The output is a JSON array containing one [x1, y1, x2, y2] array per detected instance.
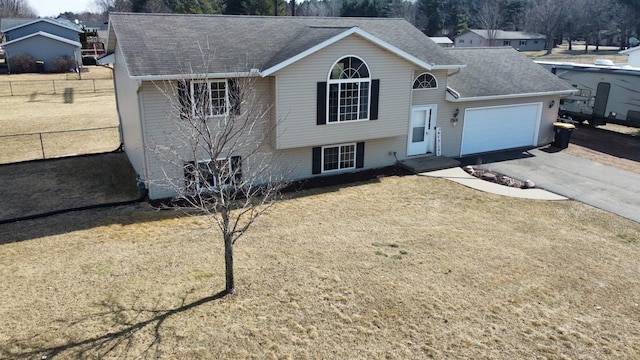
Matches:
[[0, 290, 230, 359]]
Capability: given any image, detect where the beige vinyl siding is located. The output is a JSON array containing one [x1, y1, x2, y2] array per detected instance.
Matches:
[[445, 95, 560, 157], [273, 34, 414, 150], [139, 78, 277, 199], [114, 42, 145, 181], [266, 136, 406, 181]]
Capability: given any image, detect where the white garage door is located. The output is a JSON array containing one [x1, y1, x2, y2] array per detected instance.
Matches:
[[460, 103, 542, 156]]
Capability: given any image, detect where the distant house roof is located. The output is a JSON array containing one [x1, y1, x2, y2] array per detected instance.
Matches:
[[445, 47, 575, 100], [459, 29, 546, 41], [107, 13, 465, 79], [1, 30, 82, 48], [3, 18, 82, 34], [431, 37, 453, 45], [0, 18, 34, 32]]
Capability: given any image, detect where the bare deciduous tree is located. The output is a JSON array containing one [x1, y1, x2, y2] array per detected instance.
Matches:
[[526, 0, 575, 54], [476, 0, 503, 46], [0, 0, 36, 18], [151, 53, 288, 295]]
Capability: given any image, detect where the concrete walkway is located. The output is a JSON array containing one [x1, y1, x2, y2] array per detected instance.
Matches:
[[472, 147, 640, 223], [422, 167, 567, 201]]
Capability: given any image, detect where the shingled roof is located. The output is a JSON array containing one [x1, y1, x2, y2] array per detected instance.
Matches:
[[463, 29, 546, 40], [445, 47, 575, 100], [107, 13, 464, 78]]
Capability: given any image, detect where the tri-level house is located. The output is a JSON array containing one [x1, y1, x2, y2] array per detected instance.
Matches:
[[105, 13, 574, 199]]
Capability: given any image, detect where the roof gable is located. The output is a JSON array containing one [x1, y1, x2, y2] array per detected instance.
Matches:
[[1, 31, 82, 48], [107, 13, 465, 79], [3, 18, 82, 34], [445, 47, 575, 100]]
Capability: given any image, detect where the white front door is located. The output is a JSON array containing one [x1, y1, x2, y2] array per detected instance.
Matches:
[[407, 105, 436, 156]]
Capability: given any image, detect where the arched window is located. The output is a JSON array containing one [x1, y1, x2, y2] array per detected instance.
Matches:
[[413, 73, 437, 89], [328, 56, 371, 122]]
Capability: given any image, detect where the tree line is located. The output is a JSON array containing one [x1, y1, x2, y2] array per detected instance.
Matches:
[[4, 0, 639, 50]]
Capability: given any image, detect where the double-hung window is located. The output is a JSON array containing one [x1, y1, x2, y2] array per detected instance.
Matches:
[[322, 144, 356, 172], [191, 80, 228, 117], [312, 142, 365, 174], [178, 78, 241, 119], [184, 157, 241, 193]]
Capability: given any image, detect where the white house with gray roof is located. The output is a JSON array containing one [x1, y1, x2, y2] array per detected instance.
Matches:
[[106, 13, 574, 200], [454, 30, 546, 51]]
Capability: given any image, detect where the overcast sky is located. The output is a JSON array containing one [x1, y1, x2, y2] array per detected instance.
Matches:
[[29, 0, 96, 17]]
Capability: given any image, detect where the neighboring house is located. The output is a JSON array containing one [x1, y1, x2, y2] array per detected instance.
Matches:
[[620, 46, 640, 67], [1, 18, 83, 72], [454, 30, 546, 51], [588, 30, 622, 47], [2, 18, 82, 42], [431, 37, 453, 48], [106, 14, 574, 200], [2, 31, 82, 72]]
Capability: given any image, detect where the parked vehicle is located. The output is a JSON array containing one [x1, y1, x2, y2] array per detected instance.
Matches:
[[536, 61, 640, 127]]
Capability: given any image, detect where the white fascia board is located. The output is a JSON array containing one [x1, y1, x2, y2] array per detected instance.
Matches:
[[2, 31, 81, 47], [130, 72, 258, 81], [3, 18, 82, 33], [445, 89, 577, 102], [261, 27, 457, 76]]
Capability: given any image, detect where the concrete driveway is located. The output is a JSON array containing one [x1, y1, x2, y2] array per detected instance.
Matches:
[[468, 147, 640, 223]]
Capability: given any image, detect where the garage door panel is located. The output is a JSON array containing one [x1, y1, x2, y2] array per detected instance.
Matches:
[[461, 103, 541, 156]]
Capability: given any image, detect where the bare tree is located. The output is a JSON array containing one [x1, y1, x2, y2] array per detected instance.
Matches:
[[0, 0, 36, 18], [526, 0, 575, 54], [477, 0, 503, 46], [93, 0, 132, 16], [151, 54, 288, 295]]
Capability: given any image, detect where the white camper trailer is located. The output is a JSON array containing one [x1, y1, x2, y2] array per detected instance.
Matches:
[[536, 61, 640, 127]]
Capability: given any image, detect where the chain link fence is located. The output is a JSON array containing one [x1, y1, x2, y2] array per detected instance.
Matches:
[[0, 127, 121, 164], [0, 78, 113, 97]]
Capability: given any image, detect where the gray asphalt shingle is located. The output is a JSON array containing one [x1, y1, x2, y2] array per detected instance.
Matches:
[[107, 13, 464, 77], [445, 47, 575, 98]]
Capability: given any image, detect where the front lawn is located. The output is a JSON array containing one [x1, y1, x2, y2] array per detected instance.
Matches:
[[1, 175, 639, 359]]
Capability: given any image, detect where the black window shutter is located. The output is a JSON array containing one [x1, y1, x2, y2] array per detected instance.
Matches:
[[356, 142, 365, 168], [228, 78, 241, 115], [231, 156, 242, 183], [178, 80, 191, 119], [184, 161, 196, 191], [312, 147, 322, 174], [370, 79, 380, 120], [317, 82, 327, 125]]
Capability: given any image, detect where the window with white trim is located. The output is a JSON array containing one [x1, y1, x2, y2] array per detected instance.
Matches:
[[413, 73, 438, 89], [184, 157, 240, 193], [328, 56, 371, 123], [191, 80, 228, 117], [178, 79, 241, 119], [519, 40, 527, 46], [322, 143, 356, 172]]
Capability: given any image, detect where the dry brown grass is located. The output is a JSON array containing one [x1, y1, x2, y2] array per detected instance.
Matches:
[[1, 175, 639, 359], [0, 67, 119, 163]]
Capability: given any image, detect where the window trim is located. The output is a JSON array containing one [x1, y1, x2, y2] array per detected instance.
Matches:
[[326, 55, 372, 124], [412, 72, 438, 90], [190, 79, 229, 118], [321, 143, 357, 173]]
